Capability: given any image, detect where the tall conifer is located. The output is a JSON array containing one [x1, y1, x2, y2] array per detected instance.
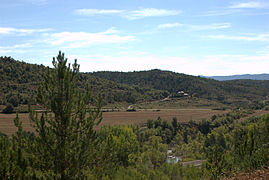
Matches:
[[29, 51, 102, 179]]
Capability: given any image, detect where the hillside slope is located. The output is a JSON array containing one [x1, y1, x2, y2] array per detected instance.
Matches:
[[91, 70, 269, 107], [0, 57, 167, 107]]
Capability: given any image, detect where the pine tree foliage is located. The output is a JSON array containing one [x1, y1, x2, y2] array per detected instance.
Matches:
[[0, 114, 28, 179], [28, 51, 102, 179]]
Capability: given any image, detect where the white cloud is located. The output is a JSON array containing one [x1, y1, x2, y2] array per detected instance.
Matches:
[[75, 9, 123, 16], [229, 1, 269, 9], [75, 8, 181, 20], [0, 27, 51, 35], [200, 54, 269, 75], [66, 53, 269, 76], [0, 28, 16, 34], [157, 22, 231, 30], [0, 43, 32, 49], [48, 29, 135, 48], [190, 23, 231, 30], [73, 55, 191, 73], [158, 23, 183, 29], [0, 43, 32, 54], [26, 0, 48, 5], [258, 45, 269, 55], [124, 8, 181, 20], [208, 33, 269, 41], [202, 2, 269, 16], [99, 27, 120, 34], [201, 9, 243, 16]]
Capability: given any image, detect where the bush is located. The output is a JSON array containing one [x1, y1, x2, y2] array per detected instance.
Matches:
[[0, 131, 7, 137], [2, 103, 14, 113], [126, 108, 136, 112], [7, 96, 18, 107]]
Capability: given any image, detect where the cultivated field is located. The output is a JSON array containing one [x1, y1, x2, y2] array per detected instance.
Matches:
[[4, 108, 269, 137], [98, 109, 230, 127], [0, 109, 229, 136], [1, 109, 268, 136]]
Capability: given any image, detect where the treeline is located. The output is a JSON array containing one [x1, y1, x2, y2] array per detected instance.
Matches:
[[91, 70, 269, 107], [0, 56, 167, 110]]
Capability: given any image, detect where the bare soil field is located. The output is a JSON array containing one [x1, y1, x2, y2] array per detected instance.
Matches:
[[1, 109, 267, 136]]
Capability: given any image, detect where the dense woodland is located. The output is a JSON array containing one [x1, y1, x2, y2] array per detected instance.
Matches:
[[0, 53, 269, 179]]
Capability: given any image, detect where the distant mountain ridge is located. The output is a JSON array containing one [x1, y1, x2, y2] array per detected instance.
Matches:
[[207, 74, 269, 81]]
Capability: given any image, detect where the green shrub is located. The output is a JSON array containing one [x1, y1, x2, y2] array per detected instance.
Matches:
[[2, 103, 14, 113]]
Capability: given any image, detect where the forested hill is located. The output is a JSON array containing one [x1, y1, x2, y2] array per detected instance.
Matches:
[[0, 56, 167, 106], [1, 56, 269, 108], [91, 70, 269, 106]]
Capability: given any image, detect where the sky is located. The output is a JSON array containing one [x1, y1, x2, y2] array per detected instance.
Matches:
[[0, 0, 269, 76]]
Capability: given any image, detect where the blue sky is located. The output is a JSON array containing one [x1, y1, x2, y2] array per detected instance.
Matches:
[[0, 0, 268, 75]]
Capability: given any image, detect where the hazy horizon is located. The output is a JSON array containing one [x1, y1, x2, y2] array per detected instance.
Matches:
[[4, 56, 269, 77]]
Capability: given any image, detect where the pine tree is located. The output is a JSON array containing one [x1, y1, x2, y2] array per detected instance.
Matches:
[[28, 51, 102, 179]]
